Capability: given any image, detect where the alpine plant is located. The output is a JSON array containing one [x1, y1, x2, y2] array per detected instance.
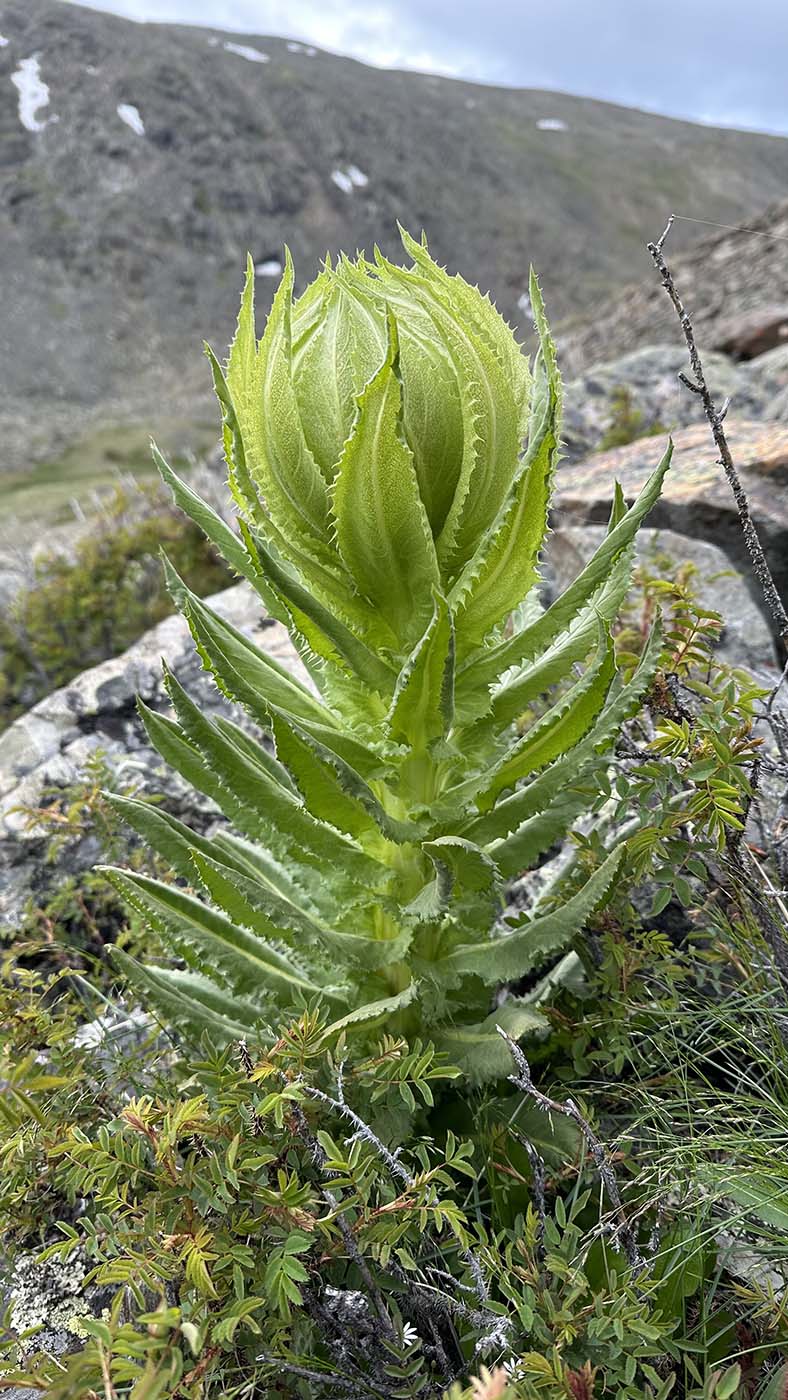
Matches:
[[104, 229, 670, 1080]]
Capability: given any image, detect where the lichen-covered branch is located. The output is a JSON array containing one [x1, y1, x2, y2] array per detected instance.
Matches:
[[497, 1026, 646, 1274]]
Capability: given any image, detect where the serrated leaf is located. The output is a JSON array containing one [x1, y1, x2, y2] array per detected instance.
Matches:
[[391, 232, 527, 571], [105, 792, 258, 888], [101, 866, 326, 1000], [486, 538, 636, 728], [331, 312, 439, 642], [461, 441, 671, 694], [291, 275, 383, 479], [319, 981, 418, 1040], [167, 568, 333, 730], [226, 253, 331, 559], [465, 612, 664, 853], [205, 340, 266, 527], [112, 951, 267, 1042], [475, 623, 615, 809], [153, 443, 266, 587], [190, 849, 359, 975], [422, 836, 500, 895], [387, 590, 455, 746], [212, 715, 295, 791], [437, 999, 548, 1082], [191, 848, 405, 974], [245, 524, 395, 692], [438, 846, 625, 986], [270, 709, 414, 844], [140, 685, 378, 888], [399, 225, 531, 435], [394, 275, 520, 577], [406, 835, 500, 926], [450, 319, 558, 648]]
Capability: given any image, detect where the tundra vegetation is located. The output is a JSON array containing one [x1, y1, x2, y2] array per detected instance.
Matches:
[[0, 483, 231, 731], [2, 232, 788, 1399]]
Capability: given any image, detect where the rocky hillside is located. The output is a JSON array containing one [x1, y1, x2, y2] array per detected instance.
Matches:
[[559, 200, 788, 376], [6, 0, 788, 481]]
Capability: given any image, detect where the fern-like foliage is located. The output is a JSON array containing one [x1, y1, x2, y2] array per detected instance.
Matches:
[[104, 228, 670, 1079]]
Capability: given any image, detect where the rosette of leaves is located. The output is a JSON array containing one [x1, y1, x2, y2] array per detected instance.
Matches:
[[103, 228, 669, 1079]]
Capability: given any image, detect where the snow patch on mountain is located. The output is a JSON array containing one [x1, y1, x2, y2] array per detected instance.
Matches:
[[117, 103, 145, 136], [11, 55, 53, 133], [223, 41, 269, 63], [331, 166, 369, 193]]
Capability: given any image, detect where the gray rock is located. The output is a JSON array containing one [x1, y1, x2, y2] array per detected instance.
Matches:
[[1, 1248, 117, 1378], [544, 526, 777, 672], [562, 346, 752, 460], [554, 419, 788, 630], [712, 305, 788, 360], [0, 582, 305, 930], [556, 200, 788, 380], [562, 341, 788, 461]]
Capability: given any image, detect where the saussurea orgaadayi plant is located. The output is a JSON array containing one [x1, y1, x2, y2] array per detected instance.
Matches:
[[104, 228, 670, 1079]]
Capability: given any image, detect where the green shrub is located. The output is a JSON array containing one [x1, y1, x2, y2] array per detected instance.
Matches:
[[5, 749, 171, 986], [0, 482, 231, 730], [3, 960, 787, 1399], [103, 230, 671, 1079], [598, 386, 666, 451]]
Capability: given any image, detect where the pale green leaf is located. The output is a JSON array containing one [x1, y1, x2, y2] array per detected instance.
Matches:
[[331, 312, 440, 641], [226, 252, 331, 559], [437, 999, 548, 1083], [112, 951, 267, 1042], [460, 441, 672, 694], [476, 624, 615, 808], [101, 866, 326, 1000], [245, 525, 395, 692], [319, 981, 418, 1040], [270, 709, 414, 844], [387, 591, 455, 747], [438, 846, 625, 986]]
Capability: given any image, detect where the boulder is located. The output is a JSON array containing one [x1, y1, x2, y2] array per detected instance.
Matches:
[[555, 420, 788, 630], [544, 527, 777, 672], [0, 582, 305, 931], [2, 1250, 115, 1365], [712, 306, 788, 360], [562, 346, 752, 460], [562, 344, 788, 461]]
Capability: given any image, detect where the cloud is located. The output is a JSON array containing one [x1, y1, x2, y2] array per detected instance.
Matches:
[[63, 0, 788, 135]]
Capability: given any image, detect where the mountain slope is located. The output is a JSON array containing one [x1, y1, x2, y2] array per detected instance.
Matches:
[[558, 201, 788, 377], [5, 0, 788, 477]]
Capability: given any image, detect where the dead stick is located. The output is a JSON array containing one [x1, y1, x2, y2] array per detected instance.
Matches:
[[647, 216, 788, 643], [497, 1026, 646, 1274]]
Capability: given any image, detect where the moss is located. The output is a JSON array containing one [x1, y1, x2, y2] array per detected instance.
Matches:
[[598, 385, 667, 450]]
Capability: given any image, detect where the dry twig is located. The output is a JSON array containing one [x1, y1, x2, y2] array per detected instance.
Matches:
[[647, 216, 788, 644], [497, 1026, 646, 1274]]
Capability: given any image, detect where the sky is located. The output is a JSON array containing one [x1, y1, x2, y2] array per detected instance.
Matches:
[[64, 0, 788, 137]]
